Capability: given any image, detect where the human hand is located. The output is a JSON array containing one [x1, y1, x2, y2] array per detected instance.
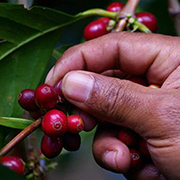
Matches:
[[45, 32, 180, 180]]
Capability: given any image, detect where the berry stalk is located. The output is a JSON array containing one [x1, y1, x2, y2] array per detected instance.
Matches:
[[115, 0, 140, 32], [0, 118, 42, 157], [75, 8, 117, 19]]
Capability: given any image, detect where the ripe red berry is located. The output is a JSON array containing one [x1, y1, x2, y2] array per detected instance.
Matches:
[[118, 127, 138, 147], [0, 156, 25, 175], [136, 12, 158, 33], [42, 109, 67, 136], [129, 149, 143, 170], [18, 89, 39, 112], [83, 20, 108, 40], [41, 135, 63, 159], [67, 115, 84, 134], [106, 2, 124, 12], [138, 138, 150, 158], [35, 84, 58, 110], [126, 75, 148, 86], [98, 17, 111, 26], [63, 132, 81, 151]]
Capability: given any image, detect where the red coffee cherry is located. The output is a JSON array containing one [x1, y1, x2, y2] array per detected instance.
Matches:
[[35, 84, 58, 110], [0, 156, 25, 175], [136, 12, 158, 33], [106, 2, 124, 12], [42, 109, 67, 136], [138, 138, 150, 158], [118, 127, 138, 147], [83, 20, 108, 40], [67, 115, 84, 134], [63, 132, 81, 151], [41, 135, 63, 159], [129, 149, 143, 170], [18, 89, 39, 112]]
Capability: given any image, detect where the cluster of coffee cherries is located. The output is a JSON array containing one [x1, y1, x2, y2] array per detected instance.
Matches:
[[83, 1, 158, 41], [18, 80, 85, 159]]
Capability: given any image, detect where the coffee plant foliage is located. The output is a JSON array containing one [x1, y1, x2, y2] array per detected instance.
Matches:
[[0, 0, 177, 179]]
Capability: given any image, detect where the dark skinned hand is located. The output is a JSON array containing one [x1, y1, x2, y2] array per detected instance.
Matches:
[[45, 32, 180, 180]]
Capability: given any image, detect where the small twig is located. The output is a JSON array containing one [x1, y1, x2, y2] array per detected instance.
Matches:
[[168, 0, 180, 36], [0, 118, 42, 157], [115, 0, 140, 32]]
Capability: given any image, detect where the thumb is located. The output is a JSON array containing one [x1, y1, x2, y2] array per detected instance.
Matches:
[[61, 70, 172, 136]]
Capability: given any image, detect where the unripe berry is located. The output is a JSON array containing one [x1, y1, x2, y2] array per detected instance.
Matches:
[[18, 89, 39, 112], [106, 2, 124, 12], [83, 20, 108, 41], [118, 127, 138, 147], [149, 84, 161, 88], [35, 84, 58, 110], [136, 12, 158, 33], [63, 132, 81, 151], [41, 135, 63, 159], [67, 115, 84, 134], [42, 109, 67, 136], [0, 156, 25, 175], [129, 149, 143, 170]]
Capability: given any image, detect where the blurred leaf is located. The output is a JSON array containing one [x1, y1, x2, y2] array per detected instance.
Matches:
[[0, 4, 78, 117], [0, 117, 33, 129], [0, 164, 25, 180]]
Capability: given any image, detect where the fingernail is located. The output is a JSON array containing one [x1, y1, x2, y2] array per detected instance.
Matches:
[[102, 150, 118, 169], [62, 71, 94, 103]]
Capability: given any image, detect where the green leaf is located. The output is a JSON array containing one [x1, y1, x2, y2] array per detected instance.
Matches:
[[0, 4, 77, 117], [0, 117, 33, 129]]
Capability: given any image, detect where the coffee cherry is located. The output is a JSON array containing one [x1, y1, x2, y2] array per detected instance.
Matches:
[[18, 89, 39, 112], [118, 127, 138, 147], [136, 12, 158, 33], [63, 132, 81, 151], [126, 75, 148, 86], [41, 135, 63, 159], [35, 84, 58, 110], [67, 115, 84, 134], [129, 149, 143, 170], [106, 2, 124, 12], [42, 109, 67, 136], [138, 138, 150, 158], [0, 156, 25, 175], [83, 20, 108, 40]]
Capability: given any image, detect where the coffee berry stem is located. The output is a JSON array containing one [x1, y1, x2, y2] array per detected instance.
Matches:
[[129, 18, 152, 33], [75, 8, 117, 19], [115, 0, 140, 32], [0, 118, 42, 157]]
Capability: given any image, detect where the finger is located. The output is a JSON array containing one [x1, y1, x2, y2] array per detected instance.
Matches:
[[92, 124, 131, 173], [45, 32, 180, 86], [61, 70, 179, 137]]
